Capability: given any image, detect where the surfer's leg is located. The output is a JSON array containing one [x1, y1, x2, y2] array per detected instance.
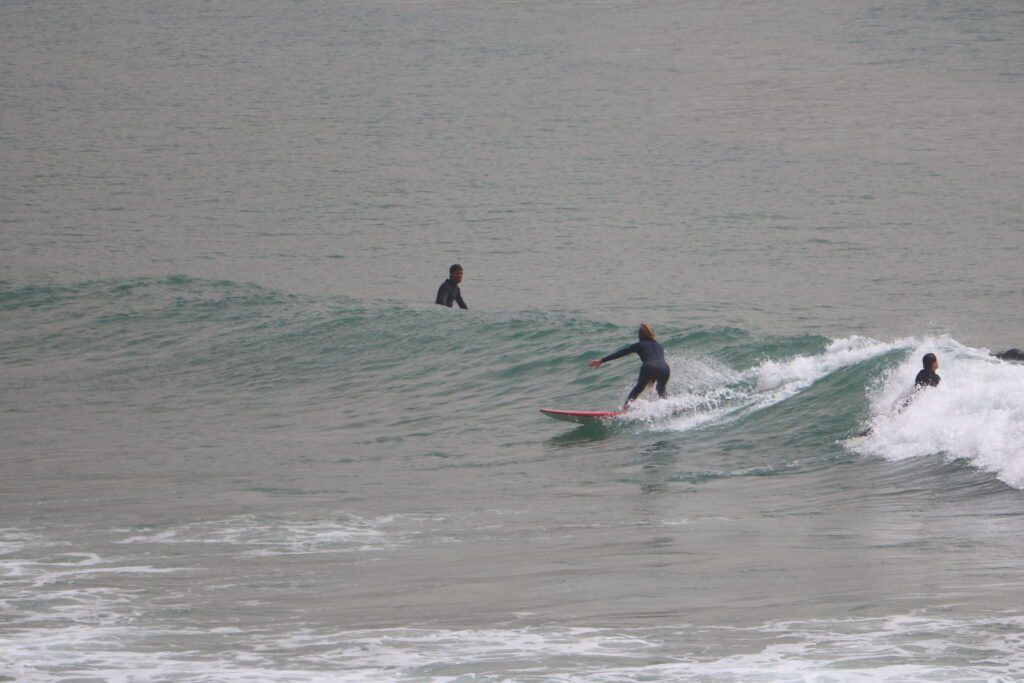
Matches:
[[626, 379, 646, 403], [652, 365, 670, 399], [626, 365, 662, 405], [625, 366, 655, 405]]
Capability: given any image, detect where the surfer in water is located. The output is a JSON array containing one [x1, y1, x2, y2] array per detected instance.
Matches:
[[914, 353, 940, 390], [588, 323, 670, 410], [435, 264, 467, 309], [893, 352, 940, 413], [857, 352, 942, 438]]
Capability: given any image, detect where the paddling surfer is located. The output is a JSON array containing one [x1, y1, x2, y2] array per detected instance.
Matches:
[[588, 323, 670, 410], [857, 352, 941, 438], [914, 353, 940, 390], [891, 352, 941, 414]]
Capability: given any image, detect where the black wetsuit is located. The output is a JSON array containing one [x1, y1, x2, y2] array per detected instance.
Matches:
[[435, 279, 467, 308], [889, 368, 940, 415], [602, 340, 670, 402]]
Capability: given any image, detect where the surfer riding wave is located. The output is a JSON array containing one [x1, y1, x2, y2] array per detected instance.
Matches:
[[589, 323, 670, 410]]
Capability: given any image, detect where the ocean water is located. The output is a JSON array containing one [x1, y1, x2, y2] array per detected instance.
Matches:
[[2, 0, 1024, 681]]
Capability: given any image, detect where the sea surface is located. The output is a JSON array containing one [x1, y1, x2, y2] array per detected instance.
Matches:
[[2, 0, 1024, 680]]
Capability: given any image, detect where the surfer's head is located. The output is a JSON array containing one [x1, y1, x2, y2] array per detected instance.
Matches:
[[638, 323, 656, 341], [449, 264, 463, 284], [922, 353, 938, 371]]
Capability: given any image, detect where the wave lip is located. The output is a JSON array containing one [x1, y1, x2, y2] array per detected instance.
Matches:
[[620, 336, 905, 435]]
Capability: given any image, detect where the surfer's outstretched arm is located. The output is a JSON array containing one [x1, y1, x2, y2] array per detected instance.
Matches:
[[589, 344, 638, 368]]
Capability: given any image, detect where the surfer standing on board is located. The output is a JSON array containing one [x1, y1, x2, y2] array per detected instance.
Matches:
[[588, 323, 670, 410], [435, 264, 467, 309]]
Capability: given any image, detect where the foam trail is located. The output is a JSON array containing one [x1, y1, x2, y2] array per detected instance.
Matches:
[[851, 336, 1024, 488], [624, 336, 907, 432], [620, 353, 748, 429]]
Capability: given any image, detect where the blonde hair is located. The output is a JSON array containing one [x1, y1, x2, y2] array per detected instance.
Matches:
[[638, 323, 656, 341]]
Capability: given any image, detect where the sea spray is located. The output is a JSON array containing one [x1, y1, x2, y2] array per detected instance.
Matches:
[[852, 336, 1024, 488]]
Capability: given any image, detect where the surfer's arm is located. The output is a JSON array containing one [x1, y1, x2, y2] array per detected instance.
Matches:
[[593, 344, 638, 366]]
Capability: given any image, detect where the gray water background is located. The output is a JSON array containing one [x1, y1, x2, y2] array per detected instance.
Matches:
[[4, 0, 1023, 342]]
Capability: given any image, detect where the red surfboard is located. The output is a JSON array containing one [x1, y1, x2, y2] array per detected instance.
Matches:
[[539, 408, 625, 424]]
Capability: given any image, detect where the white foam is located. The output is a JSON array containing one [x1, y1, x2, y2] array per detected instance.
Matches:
[[851, 336, 1024, 488], [628, 336, 907, 433], [753, 335, 905, 397], [119, 513, 406, 556], [222, 614, 1024, 681], [2, 563, 1021, 683]]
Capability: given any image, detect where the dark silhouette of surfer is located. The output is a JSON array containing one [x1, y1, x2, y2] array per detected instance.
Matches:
[[913, 353, 940, 389], [994, 348, 1024, 361], [435, 264, 467, 309], [588, 323, 670, 411], [857, 352, 941, 438]]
